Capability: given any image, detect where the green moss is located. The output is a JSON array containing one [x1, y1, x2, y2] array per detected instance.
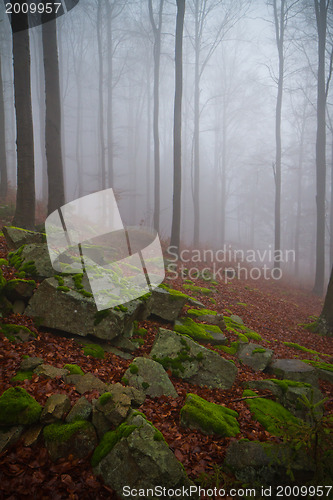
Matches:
[[183, 284, 212, 295], [243, 389, 301, 436], [268, 379, 311, 394], [0, 387, 42, 426], [1, 323, 36, 340], [83, 344, 105, 359], [159, 283, 190, 300], [63, 364, 84, 375], [98, 392, 113, 405], [79, 289, 93, 298], [180, 393, 239, 437], [223, 315, 262, 342], [5, 278, 36, 290], [44, 420, 90, 443], [174, 317, 220, 341], [91, 422, 137, 467], [136, 327, 147, 337], [93, 309, 110, 326], [220, 341, 240, 355], [54, 275, 65, 286], [187, 308, 218, 317], [252, 348, 266, 354], [302, 360, 333, 372], [142, 382, 150, 390], [129, 363, 139, 374], [153, 430, 165, 442], [56, 286, 70, 293], [72, 273, 84, 290], [152, 339, 204, 377], [11, 370, 34, 382], [138, 292, 152, 302], [283, 342, 330, 358], [121, 377, 129, 386], [114, 304, 128, 312]]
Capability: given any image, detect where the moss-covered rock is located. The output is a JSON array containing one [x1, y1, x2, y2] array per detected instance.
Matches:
[[180, 393, 239, 437], [0, 387, 42, 426], [44, 420, 97, 462], [63, 364, 84, 375], [174, 317, 227, 345], [83, 343, 105, 359], [91, 421, 138, 467]]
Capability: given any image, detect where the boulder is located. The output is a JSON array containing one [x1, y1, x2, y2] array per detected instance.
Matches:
[[108, 383, 145, 408], [20, 357, 44, 371], [268, 359, 319, 386], [40, 394, 71, 424], [0, 426, 23, 454], [123, 357, 178, 398], [22, 424, 43, 447], [92, 391, 132, 438], [9, 243, 56, 279], [44, 420, 97, 462], [63, 373, 108, 395], [25, 277, 142, 341], [147, 287, 188, 321], [92, 413, 197, 499], [0, 387, 42, 426], [65, 397, 93, 423], [150, 328, 237, 390], [237, 343, 274, 371], [3, 226, 45, 250], [187, 308, 226, 329], [34, 364, 69, 379], [174, 318, 227, 345]]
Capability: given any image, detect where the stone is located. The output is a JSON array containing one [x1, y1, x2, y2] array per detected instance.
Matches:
[[6, 281, 36, 302], [174, 318, 227, 345], [92, 391, 132, 438], [186, 297, 206, 308], [150, 328, 237, 390], [0, 387, 42, 426], [40, 394, 71, 424], [63, 373, 108, 394], [22, 424, 43, 447], [317, 368, 333, 385], [268, 359, 319, 386], [230, 314, 244, 325], [34, 364, 69, 379], [237, 343, 274, 371], [44, 420, 97, 462], [25, 277, 142, 341], [92, 413, 197, 499], [147, 287, 188, 321], [3, 226, 45, 250], [0, 426, 23, 454], [107, 382, 145, 408], [123, 357, 178, 398], [12, 300, 26, 314], [66, 397, 92, 423], [11, 243, 56, 279], [20, 357, 44, 371]]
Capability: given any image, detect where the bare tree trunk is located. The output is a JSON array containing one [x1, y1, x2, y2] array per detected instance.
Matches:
[[170, 0, 185, 252], [330, 134, 333, 270], [313, 0, 327, 295], [42, 15, 65, 214], [0, 53, 8, 200], [148, 0, 164, 232], [12, 14, 35, 229], [294, 115, 305, 278], [318, 265, 333, 336], [107, 1, 114, 188], [146, 59, 152, 220], [193, 0, 200, 247], [97, 0, 106, 191]]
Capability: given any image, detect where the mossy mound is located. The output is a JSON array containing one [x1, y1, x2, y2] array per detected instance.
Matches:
[[174, 317, 222, 341], [302, 360, 333, 372], [82, 344, 105, 359], [158, 283, 190, 300], [183, 284, 212, 295], [63, 364, 84, 375], [180, 393, 239, 437], [0, 387, 42, 426], [224, 316, 262, 342], [91, 422, 137, 467], [283, 342, 330, 358], [43, 420, 91, 443], [1, 323, 36, 343], [11, 370, 34, 382], [243, 389, 301, 436], [187, 308, 218, 317], [268, 378, 311, 394]]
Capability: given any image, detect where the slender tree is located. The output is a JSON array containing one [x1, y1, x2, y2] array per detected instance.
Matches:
[[0, 52, 8, 200], [42, 14, 65, 214], [317, 264, 333, 335], [170, 0, 185, 252], [11, 12, 35, 229]]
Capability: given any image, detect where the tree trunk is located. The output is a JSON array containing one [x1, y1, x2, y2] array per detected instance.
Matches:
[[313, 0, 327, 295], [107, 0, 114, 189], [330, 134, 333, 270], [42, 15, 65, 214], [97, 0, 106, 191], [12, 14, 35, 229], [193, 0, 200, 247], [170, 0, 185, 253], [318, 265, 333, 336], [0, 53, 8, 200]]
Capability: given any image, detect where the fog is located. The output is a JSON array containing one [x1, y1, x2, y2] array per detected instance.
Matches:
[[1, 0, 332, 290]]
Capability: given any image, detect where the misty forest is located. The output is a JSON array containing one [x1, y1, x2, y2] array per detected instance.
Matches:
[[0, 1, 333, 498]]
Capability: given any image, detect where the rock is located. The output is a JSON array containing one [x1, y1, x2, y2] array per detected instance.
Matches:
[[5, 281, 36, 302], [40, 394, 71, 424], [12, 300, 26, 314], [317, 367, 333, 385], [245, 379, 324, 423], [186, 297, 206, 308], [230, 314, 244, 325], [10, 243, 56, 279], [66, 397, 93, 423], [147, 287, 188, 321], [123, 357, 178, 398], [0, 426, 24, 454], [174, 318, 227, 345], [64, 373, 108, 394], [22, 424, 43, 447], [237, 343, 274, 371], [25, 277, 141, 341], [92, 413, 197, 499], [3, 226, 45, 250], [150, 328, 237, 390], [92, 391, 132, 438], [267, 359, 319, 386], [108, 382, 146, 408], [0, 387, 42, 426], [44, 420, 97, 462], [180, 393, 239, 436], [34, 364, 69, 379], [187, 309, 226, 329], [224, 440, 315, 485], [20, 357, 44, 371]]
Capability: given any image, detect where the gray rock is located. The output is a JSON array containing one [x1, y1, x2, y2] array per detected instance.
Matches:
[[34, 364, 69, 379], [22, 424, 43, 447], [25, 277, 141, 341], [40, 394, 71, 424], [190, 312, 226, 330], [92, 413, 197, 499], [20, 356, 44, 371], [13, 243, 56, 278], [92, 391, 132, 438], [0, 426, 23, 454], [186, 297, 206, 308], [237, 343, 274, 371], [148, 287, 188, 321], [3, 226, 45, 250], [107, 382, 145, 408], [123, 357, 178, 398], [230, 314, 244, 325], [44, 421, 97, 462], [317, 367, 333, 384], [6, 281, 36, 302], [268, 359, 319, 386], [150, 328, 237, 390], [64, 373, 108, 394], [12, 300, 26, 314], [66, 397, 93, 423]]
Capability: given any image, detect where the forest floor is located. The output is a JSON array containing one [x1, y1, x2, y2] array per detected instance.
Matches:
[[0, 233, 332, 499]]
